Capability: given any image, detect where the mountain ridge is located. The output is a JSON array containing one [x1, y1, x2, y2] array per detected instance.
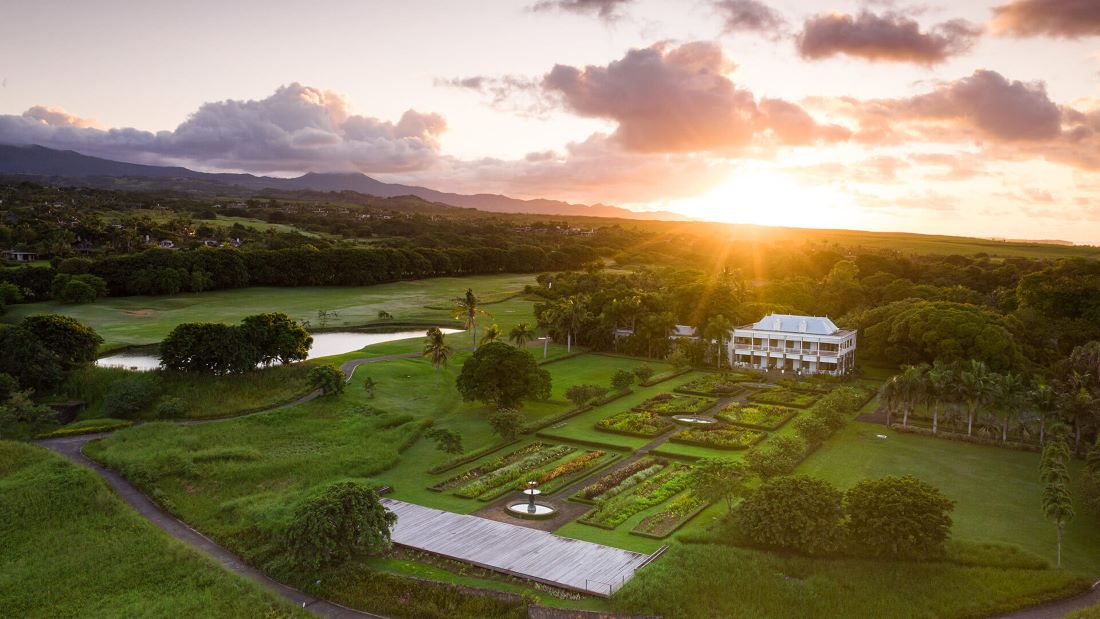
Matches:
[[0, 144, 690, 221]]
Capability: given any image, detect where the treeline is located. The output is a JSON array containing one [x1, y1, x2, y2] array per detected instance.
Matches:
[[1, 243, 597, 300]]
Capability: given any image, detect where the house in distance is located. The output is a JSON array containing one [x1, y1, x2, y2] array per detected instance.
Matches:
[[731, 313, 857, 375]]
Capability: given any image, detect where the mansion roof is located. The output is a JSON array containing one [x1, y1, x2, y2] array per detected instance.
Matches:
[[742, 314, 842, 336]]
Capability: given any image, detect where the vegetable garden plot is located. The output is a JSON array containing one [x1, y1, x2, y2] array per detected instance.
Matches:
[[715, 402, 797, 431]]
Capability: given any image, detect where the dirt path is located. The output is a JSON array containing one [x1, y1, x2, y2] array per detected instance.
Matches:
[[991, 581, 1100, 619]]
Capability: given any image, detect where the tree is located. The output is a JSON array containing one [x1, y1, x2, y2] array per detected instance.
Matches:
[[0, 389, 56, 440], [633, 365, 657, 385], [703, 315, 733, 370], [377, 310, 393, 320], [844, 475, 955, 559], [239, 312, 312, 365], [453, 288, 491, 350], [456, 342, 551, 409], [925, 360, 956, 435], [689, 458, 747, 512], [793, 415, 831, 448], [956, 360, 994, 437], [426, 428, 464, 455], [50, 273, 107, 304], [666, 347, 691, 371], [735, 475, 845, 555], [160, 322, 252, 374], [509, 322, 537, 349], [480, 323, 502, 346], [611, 369, 635, 392], [1040, 438, 1075, 568], [284, 482, 396, 571], [308, 365, 345, 396], [0, 324, 62, 392], [20, 314, 103, 370], [422, 327, 453, 372], [489, 409, 524, 440], [362, 376, 377, 399], [103, 375, 162, 419], [993, 371, 1027, 443]]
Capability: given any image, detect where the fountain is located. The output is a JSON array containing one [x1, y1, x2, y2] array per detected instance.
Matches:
[[672, 415, 718, 425], [505, 480, 558, 520]]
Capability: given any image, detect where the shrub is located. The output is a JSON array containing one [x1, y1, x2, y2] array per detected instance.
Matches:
[[489, 409, 524, 441], [745, 436, 805, 480], [102, 375, 162, 419], [565, 384, 606, 408], [156, 396, 187, 418], [611, 369, 635, 391], [793, 415, 832, 447], [285, 482, 396, 571], [634, 365, 657, 384], [844, 475, 955, 559], [308, 365, 345, 396], [736, 475, 845, 555]]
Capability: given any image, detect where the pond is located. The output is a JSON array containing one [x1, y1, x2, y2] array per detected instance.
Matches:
[[95, 328, 463, 371]]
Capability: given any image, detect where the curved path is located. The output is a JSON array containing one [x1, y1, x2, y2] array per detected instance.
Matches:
[[991, 581, 1100, 619], [34, 352, 419, 619]]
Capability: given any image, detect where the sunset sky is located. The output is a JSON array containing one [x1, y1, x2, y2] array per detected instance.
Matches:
[[2, 0, 1099, 242]]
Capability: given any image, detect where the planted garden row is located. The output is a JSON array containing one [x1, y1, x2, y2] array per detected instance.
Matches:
[[715, 402, 797, 431], [578, 460, 692, 529], [633, 393, 715, 416], [674, 372, 755, 396], [430, 442, 616, 500], [748, 387, 821, 408], [669, 424, 765, 450]]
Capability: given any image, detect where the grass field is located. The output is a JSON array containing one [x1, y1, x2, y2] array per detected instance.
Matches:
[[798, 421, 1100, 575], [2, 273, 538, 350], [0, 441, 306, 619]]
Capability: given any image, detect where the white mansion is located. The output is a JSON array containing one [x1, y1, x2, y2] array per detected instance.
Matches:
[[730, 314, 857, 375]]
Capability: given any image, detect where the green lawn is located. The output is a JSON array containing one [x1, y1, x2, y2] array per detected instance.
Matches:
[[0, 442, 306, 619], [798, 421, 1100, 575], [2, 273, 538, 350]]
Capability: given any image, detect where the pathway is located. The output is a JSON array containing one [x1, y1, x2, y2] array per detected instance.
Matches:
[[991, 581, 1100, 619], [38, 433, 384, 619], [383, 498, 658, 597]]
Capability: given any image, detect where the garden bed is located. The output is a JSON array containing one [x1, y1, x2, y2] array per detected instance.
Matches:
[[572, 457, 669, 504], [634, 393, 715, 416], [430, 443, 617, 500], [674, 372, 753, 396], [595, 410, 675, 437], [670, 425, 765, 450], [748, 388, 821, 409], [631, 491, 710, 539], [775, 377, 836, 394], [578, 462, 692, 529], [715, 402, 797, 431]]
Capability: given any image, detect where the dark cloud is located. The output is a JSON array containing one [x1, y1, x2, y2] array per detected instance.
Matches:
[[542, 41, 845, 153], [712, 0, 788, 37], [0, 83, 445, 174], [991, 0, 1100, 38], [529, 0, 633, 21], [797, 11, 981, 64]]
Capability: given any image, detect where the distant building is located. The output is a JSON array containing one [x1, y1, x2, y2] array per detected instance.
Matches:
[[157, 240, 175, 249], [731, 314, 856, 375], [670, 325, 696, 339], [3, 249, 39, 262]]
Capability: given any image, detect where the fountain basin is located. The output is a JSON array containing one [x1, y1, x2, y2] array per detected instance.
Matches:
[[506, 501, 558, 520], [672, 415, 718, 425]]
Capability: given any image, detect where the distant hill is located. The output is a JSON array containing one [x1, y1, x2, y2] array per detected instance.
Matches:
[[0, 144, 689, 221]]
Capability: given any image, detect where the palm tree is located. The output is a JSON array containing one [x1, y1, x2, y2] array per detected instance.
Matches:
[[540, 295, 588, 353], [897, 364, 927, 427], [1032, 379, 1056, 447], [480, 323, 502, 346], [452, 288, 491, 350], [879, 376, 901, 426], [926, 361, 955, 435], [509, 323, 537, 349], [703, 314, 733, 370], [422, 327, 452, 372], [994, 372, 1027, 443], [958, 360, 993, 437], [638, 311, 677, 359]]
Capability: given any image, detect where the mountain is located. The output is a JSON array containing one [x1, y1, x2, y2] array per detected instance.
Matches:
[[0, 144, 690, 221]]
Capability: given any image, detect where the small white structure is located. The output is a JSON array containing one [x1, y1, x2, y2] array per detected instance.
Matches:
[[731, 314, 856, 375], [3, 249, 39, 262]]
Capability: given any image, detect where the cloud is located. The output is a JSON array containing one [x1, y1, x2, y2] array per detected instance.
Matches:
[[542, 41, 846, 153], [991, 0, 1100, 38], [529, 0, 633, 21], [797, 11, 981, 64], [712, 0, 788, 37], [0, 83, 445, 174], [435, 74, 553, 117], [21, 105, 105, 129], [429, 133, 729, 205]]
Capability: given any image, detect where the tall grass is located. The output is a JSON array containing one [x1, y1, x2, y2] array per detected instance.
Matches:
[[0, 441, 306, 618], [613, 544, 1091, 619]]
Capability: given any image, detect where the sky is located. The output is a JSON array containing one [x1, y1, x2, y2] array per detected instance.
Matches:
[[1, 0, 1100, 242]]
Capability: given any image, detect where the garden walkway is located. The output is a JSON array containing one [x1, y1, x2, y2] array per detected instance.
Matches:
[[382, 498, 658, 596]]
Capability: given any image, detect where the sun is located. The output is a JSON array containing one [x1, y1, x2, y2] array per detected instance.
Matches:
[[669, 165, 857, 229]]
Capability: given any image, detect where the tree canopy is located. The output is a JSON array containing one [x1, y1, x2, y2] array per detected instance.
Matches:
[[455, 342, 551, 409]]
